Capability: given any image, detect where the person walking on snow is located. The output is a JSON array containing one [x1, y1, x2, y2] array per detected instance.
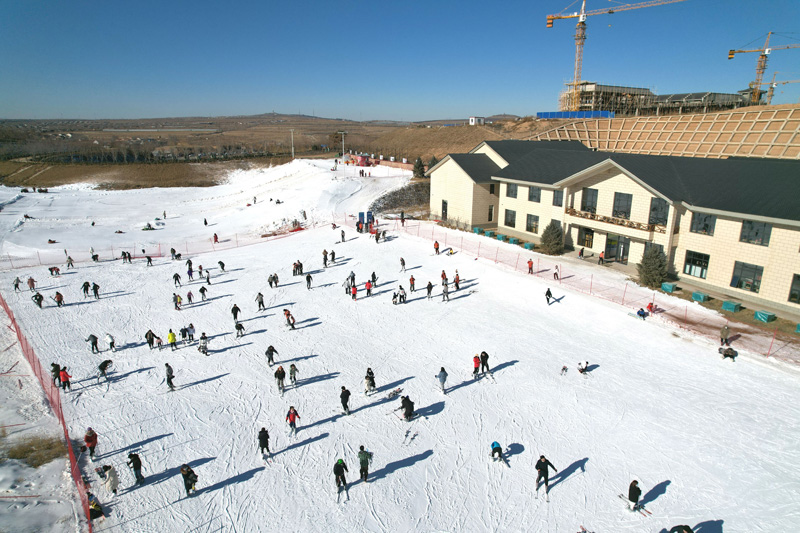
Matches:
[[528, 259, 533, 274], [127, 453, 145, 485], [454, 271, 460, 291], [199, 286, 208, 301], [306, 273, 313, 290], [235, 322, 245, 338], [436, 367, 448, 393], [231, 304, 241, 323], [322, 249, 328, 267], [187, 324, 195, 342], [427, 281, 433, 300], [84, 428, 98, 461], [409, 275, 415, 293], [286, 406, 300, 436], [165, 363, 176, 391], [341, 229, 345, 243], [398, 286, 407, 303], [473, 355, 481, 378], [351, 285, 357, 301], [627, 480, 642, 511], [172, 293, 180, 310], [358, 446, 373, 482], [92, 283, 100, 299], [97, 360, 113, 382], [442, 283, 449, 302], [720, 325, 731, 346], [283, 309, 295, 330], [255, 292, 265, 311], [145, 329, 156, 350], [186, 290, 193, 304], [27, 277, 36, 291], [258, 428, 270, 457], [400, 257, 405, 272], [51, 363, 61, 386], [289, 364, 299, 386], [198, 333, 209, 355], [434, 241, 440, 255], [168, 330, 177, 350], [81, 281, 90, 298], [545, 288, 553, 305], [265, 345, 278, 366], [554, 265, 559, 281], [535, 455, 557, 492], [173, 273, 182, 287], [340, 386, 351, 415], [330, 250, 335, 263], [86, 334, 100, 353], [218, 261, 225, 272], [334, 459, 348, 488], [365, 280, 372, 297], [274, 366, 286, 394], [105, 334, 115, 351], [102, 465, 119, 496], [180, 465, 198, 497], [491, 441, 503, 461], [371, 271, 377, 287], [187, 266, 194, 280], [13, 277, 21, 292], [480, 351, 490, 374], [60, 367, 72, 391]]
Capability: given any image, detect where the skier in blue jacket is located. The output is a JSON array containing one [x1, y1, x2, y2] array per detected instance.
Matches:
[[491, 441, 503, 460]]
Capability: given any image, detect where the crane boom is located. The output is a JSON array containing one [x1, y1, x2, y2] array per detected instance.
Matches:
[[547, 0, 687, 111], [728, 32, 800, 104]]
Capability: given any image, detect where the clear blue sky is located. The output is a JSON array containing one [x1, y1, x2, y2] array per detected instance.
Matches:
[[1, 0, 799, 121]]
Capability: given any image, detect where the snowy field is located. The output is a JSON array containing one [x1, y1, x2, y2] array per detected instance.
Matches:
[[0, 160, 799, 533]]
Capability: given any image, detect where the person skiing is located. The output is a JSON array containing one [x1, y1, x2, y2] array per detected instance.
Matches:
[[51, 363, 61, 386], [31, 292, 44, 308], [255, 292, 265, 311], [480, 351, 490, 374], [364, 368, 376, 395], [434, 241, 440, 255], [330, 250, 335, 263], [554, 265, 559, 281], [268, 274, 275, 289], [578, 361, 590, 374], [399, 257, 405, 272], [102, 465, 119, 496], [231, 304, 241, 323], [289, 363, 299, 386], [98, 360, 113, 382], [213, 233, 219, 244], [218, 261, 225, 272], [636, 308, 647, 320], [165, 363, 175, 391], [67, 256, 74, 268], [105, 334, 115, 352], [322, 249, 328, 268], [409, 275, 415, 293], [472, 354, 481, 378], [27, 277, 36, 291], [627, 480, 642, 511], [265, 345, 278, 366], [180, 465, 198, 497], [187, 266, 194, 281], [535, 455, 557, 493], [198, 332, 208, 355], [145, 329, 156, 350], [199, 286, 208, 301], [206, 271, 211, 284], [441, 270, 447, 285], [720, 325, 731, 346], [284, 309, 296, 330], [86, 334, 100, 353], [285, 406, 300, 436], [442, 282, 449, 302], [491, 441, 503, 461], [334, 459, 348, 488], [365, 280, 372, 297], [351, 285, 357, 301], [235, 322, 246, 338], [167, 329, 177, 351], [427, 281, 433, 300], [454, 271, 460, 291], [13, 277, 21, 292], [436, 367, 448, 393], [274, 366, 286, 394], [306, 273, 313, 290], [54, 291, 64, 307], [84, 428, 98, 461], [358, 446, 373, 482], [186, 290, 193, 304], [172, 293, 181, 311], [398, 286, 407, 303], [258, 427, 270, 457], [82, 281, 91, 298], [92, 283, 100, 299], [340, 386, 351, 415], [173, 273, 182, 287], [528, 258, 533, 274], [146, 255, 153, 266], [127, 453, 145, 485], [545, 288, 553, 305], [399, 395, 415, 421], [56, 366, 71, 391], [341, 229, 345, 243]]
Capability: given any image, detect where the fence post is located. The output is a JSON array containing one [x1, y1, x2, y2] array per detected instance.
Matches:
[[590, 274, 593, 294], [37, 251, 42, 265], [7, 254, 14, 269], [515, 253, 520, 271], [766, 327, 778, 357], [559, 264, 562, 285], [537, 258, 540, 276], [622, 283, 627, 305]]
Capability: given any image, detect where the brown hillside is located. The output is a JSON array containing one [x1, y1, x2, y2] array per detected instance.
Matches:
[[363, 125, 508, 162]]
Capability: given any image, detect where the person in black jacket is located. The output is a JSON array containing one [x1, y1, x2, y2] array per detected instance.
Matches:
[[98, 360, 113, 382], [274, 366, 286, 393], [265, 345, 278, 366], [400, 396, 415, 421], [127, 453, 145, 485], [180, 465, 198, 497], [535, 455, 558, 492], [86, 334, 99, 353], [258, 428, 270, 456], [480, 351, 490, 374], [231, 304, 241, 323], [628, 480, 642, 511], [340, 386, 351, 415], [333, 459, 348, 488]]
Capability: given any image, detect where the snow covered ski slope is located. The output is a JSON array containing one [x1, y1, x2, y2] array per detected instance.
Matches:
[[1, 160, 798, 533]]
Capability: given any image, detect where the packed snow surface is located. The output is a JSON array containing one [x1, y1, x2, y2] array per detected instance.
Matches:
[[0, 159, 798, 533]]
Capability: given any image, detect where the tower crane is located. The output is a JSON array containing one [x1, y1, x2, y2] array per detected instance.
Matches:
[[765, 72, 800, 105], [728, 32, 800, 104], [546, 0, 687, 111]]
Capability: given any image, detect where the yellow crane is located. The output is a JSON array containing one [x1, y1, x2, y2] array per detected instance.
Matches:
[[547, 0, 688, 111], [728, 32, 800, 104], [765, 72, 800, 105]]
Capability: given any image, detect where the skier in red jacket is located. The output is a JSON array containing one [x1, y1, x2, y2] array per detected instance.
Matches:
[[286, 406, 301, 436], [84, 428, 98, 461], [351, 285, 357, 301], [59, 367, 72, 391], [473, 355, 480, 378]]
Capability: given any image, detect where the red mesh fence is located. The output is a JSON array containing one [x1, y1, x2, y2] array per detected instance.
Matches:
[[0, 291, 92, 532]]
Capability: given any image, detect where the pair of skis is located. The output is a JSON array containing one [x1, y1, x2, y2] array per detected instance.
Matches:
[[336, 484, 350, 503], [617, 494, 652, 516], [403, 429, 418, 446]]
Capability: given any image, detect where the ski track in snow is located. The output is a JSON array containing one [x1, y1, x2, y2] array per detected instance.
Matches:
[[0, 160, 798, 532]]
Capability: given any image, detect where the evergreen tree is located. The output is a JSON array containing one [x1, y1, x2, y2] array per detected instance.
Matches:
[[428, 155, 439, 169], [636, 246, 669, 288], [539, 220, 564, 255], [413, 157, 426, 179]]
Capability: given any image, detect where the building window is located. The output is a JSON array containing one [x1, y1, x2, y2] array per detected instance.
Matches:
[[740, 220, 772, 246], [489, 184, 495, 195], [506, 183, 517, 198], [730, 261, 763, 293], [578, 227, 594, 248], [683, 250, 709, 279], [504, 209, 516, 228], [488, 204, 494, 222], [551, 219, 560, 230], [526, 214, 539, 234], [581, 188, 598, 213], [528, 186, 541, 203], [645, 242, 664, 256], [649, 198, 668, 225], [789, 274, 800, 304], [553, 190, 563, 207], [690, 213, 716, 236], [613, 192, 633, 220]]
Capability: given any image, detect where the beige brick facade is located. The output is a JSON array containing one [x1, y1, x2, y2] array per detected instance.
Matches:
[[429, 158, 499, 228]]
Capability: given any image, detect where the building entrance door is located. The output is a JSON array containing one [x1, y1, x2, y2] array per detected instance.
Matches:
[[605, 234, 630, 264], [442, 200, 448, 220]]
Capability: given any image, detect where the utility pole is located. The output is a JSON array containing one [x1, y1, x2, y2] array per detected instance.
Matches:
[[337, 131, 347, 156], [289, 129, 295, 159]]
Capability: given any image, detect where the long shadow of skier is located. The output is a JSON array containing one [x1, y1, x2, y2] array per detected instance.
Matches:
[[374, 376, 414, 394], [295, 317, 321, 329], [195, 467, 265, 495], [506, 443, 525, 462], [548, 457, 589, 490], [179, 373, 230, 390], [280, 354, 319, 364], [108, 366, 155, 383], [690, 520, 724, 533], [350, 449, 433, 487], [491, 360, 519, 374], [296, 371, 339, 387], [273, 432, 329, 457], [213, 343, 252, 354], [146, 456, 216, 487], [639, 479, 671, 507], [416, 401, 445, 418], [103, 433, 174, 458]]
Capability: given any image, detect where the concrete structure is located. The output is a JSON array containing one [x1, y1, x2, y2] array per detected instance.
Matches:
[[469, 117, 485, 126], [430, 140, 800, 314]]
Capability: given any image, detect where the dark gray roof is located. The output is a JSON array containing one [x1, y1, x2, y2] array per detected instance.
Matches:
[[494, 147, 800, 222], [477, 140, 588, 164], [448, 153, 501, 184]]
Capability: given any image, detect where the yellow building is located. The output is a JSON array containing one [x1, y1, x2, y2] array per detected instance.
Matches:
[[430, 140, 800, 314]]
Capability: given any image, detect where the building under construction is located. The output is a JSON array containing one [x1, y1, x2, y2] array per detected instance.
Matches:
[[559, 81, 760, 116]]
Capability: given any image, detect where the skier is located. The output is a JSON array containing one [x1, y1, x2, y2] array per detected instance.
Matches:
[[213, 233, 219, 244], [322, 249, 328, 267], [86, 334, 100, 353], [627, 480, 642, 511], [173, 273, 182, 287], [554, 265, 559, 281], [127, 453, 145, 485], [364, 368, 376, 395], [218, 261, 225, 272], [199, 286, 208, 301], [427, 281, 433, 300], [535, 455, 558, 493], [268, 274, 275, 289], [454, 271, 460, 291], [186, 258, 193, 269], [187, 266, 194, 281], [54, 291, 64, 307], [334, 459, 348, 488], [285, 406, 300, 436], [180, 465, 198, 497], [284, 309, 296, 330], [31, 292, 44, 308], [60, 367, 72, 391], [441, 270, 447, 285], [398, 286, 407, 303], [206, 271, 211, 284], [102, 465, 119, 496], [51, 363, 61, 386], [198, 333, 209, 355], [289, 364, 299, 386], [365, 280, 372, 297], [358, 446, 373, 482], [400, 257, 405, 272], [399, 395, 415, 421], [82, 281, 91, 297], [172, 293, 180, 311], [165, 363, 175, 391], [27, 277, 36, 291], [472, 354, 480, 378], [275, 366, 286, 394], [528, 258, 533, 274], [720, 325, 731, 346], [341, 229, 345, 243], [480, 351, 490, 374], [13, 277, 21, 292], [351, 285, 357, 301], [145, 329, 156, 350], [97, 360, 113, 382], [340, 386, 351, 415], [235, 322, 245, 338], [67, 256, 74, 268], [561, 365, 569, 375], [84, 428, 98, 461], [491, 441, 503, 461], [578, 362, 589, 374], [330, 250, 335, 263], [146, 256, 153, 266], [436, 367, 448, 393], [168, 329, 177, 351], [255, 292, 265, 311], [105, 334, 115, 352], [92, 283, 100, 299], [231, 304, 241, 323], [265, 345, 278, 366], [258, 427, 270, 457], [409, 275, 415, 293], [545, 288, 553, 305], [306, 273, 313, 290], [636, 308, 647, 320], [186, 290, 193, 304], [434, 241, 439, 255], [371, 271, 377, 287], [442, 282, 449, 302]]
